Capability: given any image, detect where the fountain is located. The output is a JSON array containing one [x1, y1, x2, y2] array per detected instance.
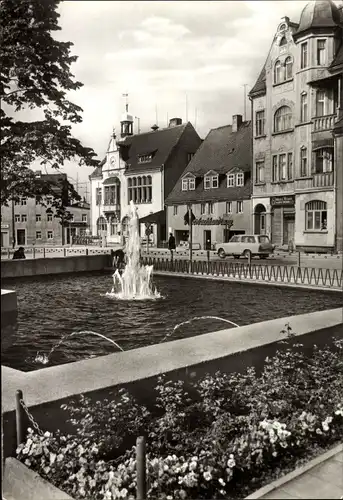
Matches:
[[106, 201, 161, 300], [34, 330, 124, 365], [159, 315, 239, 344]]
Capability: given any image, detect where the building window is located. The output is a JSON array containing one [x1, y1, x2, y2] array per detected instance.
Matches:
[[300, 92, 308, 122], [207, 202, 214, 214], [317, 39, 326, 66], [316, 90, 325, 116], [287, 152, 293, 180], [274, 106, 292, 132], [201, 203, 206, 215], [274, 60, 282, 84], [256, 160, 265, 183], [15, 200, 20, 206], [47, 231, 53, 240], [255, 110, 265, 136], [272, 156, 278, 182], [47, 214, 53, 222], [21, 214, 27, 222], [46, 196, 53, 206], [187, 153, 194, 163], [96, 187, 102, 205], [305, 201, 327, 231], [182, 179, 188, 191], [227, 174, 235, 187], [82, 214, 87, 222], [138, 154, 152, 164], [36, 214, 41, 222], [236, 173, 244, 187], [314, 148, 333, 173], [189, 178, 195, 190], [279, 154, 287, 180], [285, 56, 293, 79], [300, 147, 308, 177], [204, 174, 219, 189], [36, 231, 42, 240], [237, 201, 243, 213], [128, 175, 152, 202], [109, 215, 119, 236], [104, 185, 117, 205], [20, 197, 27, 206], [301, 42, 308, 69], [15, 214, 20, 222], [173, 205, 178, 216], [70, 214, 74, 222], [226, 201, 232, 213], [96, 216, 107, 235]]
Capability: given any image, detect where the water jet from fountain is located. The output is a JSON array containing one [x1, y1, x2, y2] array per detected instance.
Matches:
[[34, 330, 124, 365], [106, 200, 161, 300]]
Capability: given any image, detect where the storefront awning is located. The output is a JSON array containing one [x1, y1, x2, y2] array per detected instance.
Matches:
[[139, 210, 166, 225]]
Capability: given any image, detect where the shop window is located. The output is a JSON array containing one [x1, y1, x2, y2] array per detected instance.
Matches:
[[305, 200, 327, 231], [274, 106, 292, 132]]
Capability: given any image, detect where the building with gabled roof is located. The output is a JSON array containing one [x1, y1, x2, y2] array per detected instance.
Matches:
[[89, 114, 202, 246], [249, 0, 343, 253], [165, 115, 252, 250]]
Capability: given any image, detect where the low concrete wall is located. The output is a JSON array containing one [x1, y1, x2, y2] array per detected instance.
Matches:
[[1, 290, 18, 351], [3, 457, 73, 500], [2, 308, 342, 460], [1, 254, 109, 279]]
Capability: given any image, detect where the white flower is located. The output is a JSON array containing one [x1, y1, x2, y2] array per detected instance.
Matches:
[[120, 488, 128, 498], [43, 431, 51, 438], [203, 471, 212, 481], [163, 464, 169, 471], [218, 478, 226, 486], [189, 461, 197, 471], [227, 457, 236, 468], [49, 452, 56, 465]]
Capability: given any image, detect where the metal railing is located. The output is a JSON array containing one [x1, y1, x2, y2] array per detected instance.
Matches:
[[1, 246, 111, 259], [141, 256, 343, 289]]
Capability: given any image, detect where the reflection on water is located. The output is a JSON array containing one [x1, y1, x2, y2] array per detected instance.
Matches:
[[1, 272, 342, 372]]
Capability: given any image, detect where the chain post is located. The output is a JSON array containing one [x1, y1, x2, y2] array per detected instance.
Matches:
[[136, 436, 146, 500], [17, 393, 44, 442], [15, 389, 25, 446]]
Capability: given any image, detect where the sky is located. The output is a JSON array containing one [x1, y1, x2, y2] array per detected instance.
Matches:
[[29, 1, 318, 192]]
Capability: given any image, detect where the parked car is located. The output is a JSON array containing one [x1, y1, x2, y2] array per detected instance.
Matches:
[[215, 235, 275, 259]]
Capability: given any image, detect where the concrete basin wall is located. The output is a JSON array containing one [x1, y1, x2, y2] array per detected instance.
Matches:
[[1, 254, 109, 279], [2, 308, 342, 459], [1, 289, 18, 351]]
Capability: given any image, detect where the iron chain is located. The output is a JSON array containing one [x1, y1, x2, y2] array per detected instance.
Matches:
[[19, 398, 44, 436]]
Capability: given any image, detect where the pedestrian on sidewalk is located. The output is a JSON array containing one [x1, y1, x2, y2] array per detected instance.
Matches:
[[13, 247, 26, 260], [168, 233, 176, 259]]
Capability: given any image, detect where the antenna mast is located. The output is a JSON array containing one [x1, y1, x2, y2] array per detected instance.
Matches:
[[243, 84, 248, 121]]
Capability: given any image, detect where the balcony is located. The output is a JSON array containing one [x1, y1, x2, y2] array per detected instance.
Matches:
[[295, 172, 334, 191], [103, 203, 120, 214], [312, 114, 336, 132]]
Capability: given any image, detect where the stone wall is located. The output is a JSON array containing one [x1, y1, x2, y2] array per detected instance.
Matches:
[[1, 254, 110, 279]]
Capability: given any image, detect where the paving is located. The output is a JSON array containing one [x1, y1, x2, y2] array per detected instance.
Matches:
[[260, 448, 343, 499]]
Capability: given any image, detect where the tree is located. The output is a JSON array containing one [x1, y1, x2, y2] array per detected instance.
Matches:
[[0, 0, 99, 211]]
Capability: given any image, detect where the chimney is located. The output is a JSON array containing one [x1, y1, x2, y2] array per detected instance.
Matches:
[[151, 124, 159, 131], [169, 117, 182, 128], [232, 115, 243, 133]]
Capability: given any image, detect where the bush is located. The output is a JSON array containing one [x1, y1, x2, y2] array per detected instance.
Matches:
[[17, 337, 343, 500]]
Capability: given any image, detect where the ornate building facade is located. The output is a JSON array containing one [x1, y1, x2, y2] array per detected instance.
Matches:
[[249, 0, 343, 252]]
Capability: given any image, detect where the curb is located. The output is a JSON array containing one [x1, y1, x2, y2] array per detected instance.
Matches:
[[245, 443, 343, 499]]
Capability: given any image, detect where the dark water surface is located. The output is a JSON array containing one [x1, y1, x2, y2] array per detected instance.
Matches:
[[1, 271, 342, 372]]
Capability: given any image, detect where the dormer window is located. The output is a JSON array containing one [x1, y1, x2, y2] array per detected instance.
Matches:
[[138, 154, 152, 164], [236, 173, 244, 186], [182, 174, 196, 191], [227, 174, 235, 187], [204, 171, 219, 190]]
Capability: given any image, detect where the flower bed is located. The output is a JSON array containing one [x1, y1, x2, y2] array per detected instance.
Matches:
[[16, 334, 343, 500]]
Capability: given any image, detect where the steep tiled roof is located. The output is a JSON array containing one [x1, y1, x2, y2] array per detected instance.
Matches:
[[249, 65, 266, 96], [330, 42, 343, 71], [120, 123, 190, 173], [165, 121, 252, 205]]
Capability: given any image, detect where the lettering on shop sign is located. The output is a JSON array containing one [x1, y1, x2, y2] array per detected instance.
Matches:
[[270, 195, 295, 207], [193, 217, 234, 226]]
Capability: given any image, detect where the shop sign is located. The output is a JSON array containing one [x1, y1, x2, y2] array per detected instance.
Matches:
[[1, 224, 9, 229], [270, 195, 295, 207], [193, 217, 233, 227]]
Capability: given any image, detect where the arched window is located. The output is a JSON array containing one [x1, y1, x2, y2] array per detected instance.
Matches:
[[128, 178, 132, 187], [110, 215, 119, 236], [280, 36, 287, 46], [96, 216, 107, 236], [142, 176, 146, 185], [137, 177, 142, 186], [285, 56, 293, 79], [305, 201, 327, 231], [274, 60, 282, 84], [274, 106, 292, 132]]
